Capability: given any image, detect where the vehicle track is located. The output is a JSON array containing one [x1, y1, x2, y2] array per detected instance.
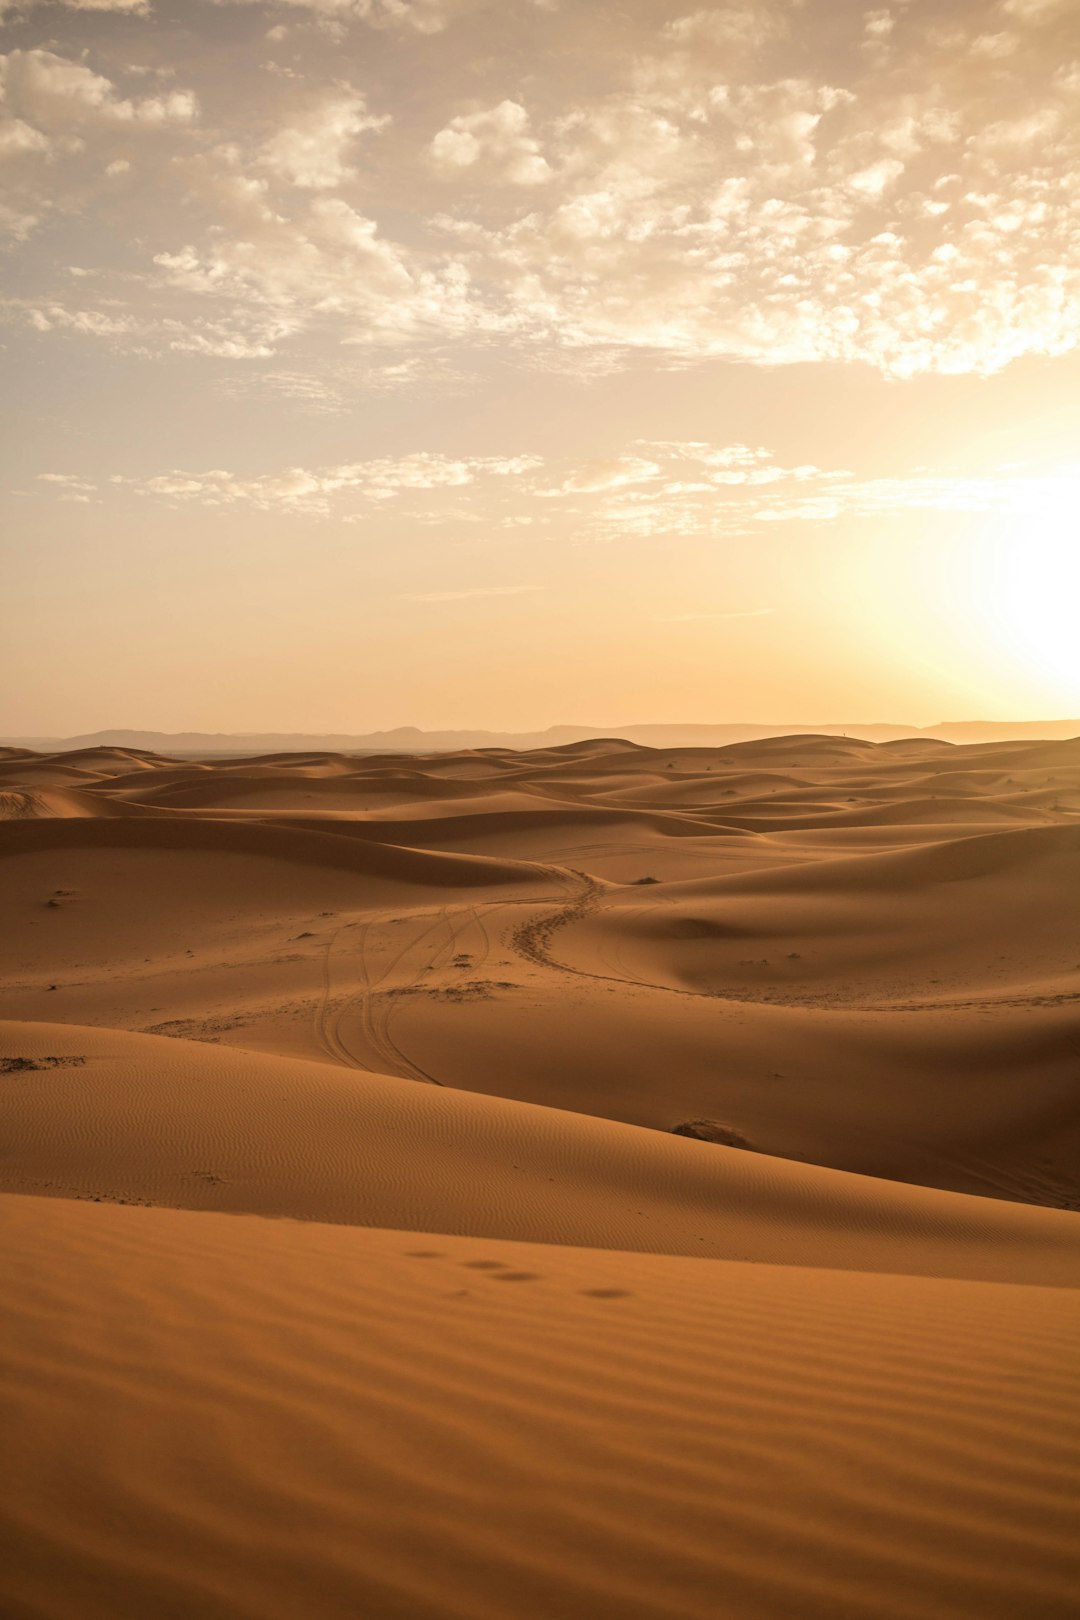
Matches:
[[319, 879, 611, 1082], [313, 926, 365, 1069], [509, 883, 1080, 1016], [590, 901, 660, 989], [338, 909, 455, 1083], [511, 869, 604, 970], [372, 909, 458, 1085]]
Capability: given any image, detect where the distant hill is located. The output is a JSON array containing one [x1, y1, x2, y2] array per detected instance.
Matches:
[[5, 719, 1079, 756]]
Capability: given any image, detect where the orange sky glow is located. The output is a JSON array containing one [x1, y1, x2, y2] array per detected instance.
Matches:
[[3, 0, 1080, 734]]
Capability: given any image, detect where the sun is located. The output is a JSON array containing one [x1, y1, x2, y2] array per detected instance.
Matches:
[[965, 473, 1080, 712]]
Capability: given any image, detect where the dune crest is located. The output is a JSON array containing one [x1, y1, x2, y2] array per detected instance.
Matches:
[[2, 736, 1079, 1619], [2, 1195, 1079, 1620], [4, 736, 1078, 1206]]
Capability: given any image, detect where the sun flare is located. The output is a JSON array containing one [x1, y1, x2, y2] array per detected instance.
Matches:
[[974, 477, 1080, 707]]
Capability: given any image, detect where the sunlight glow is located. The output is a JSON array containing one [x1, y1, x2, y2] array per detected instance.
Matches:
[[972, 473, 1080, 709]]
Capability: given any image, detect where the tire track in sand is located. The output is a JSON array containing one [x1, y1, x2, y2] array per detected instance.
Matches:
[[314, 926, 364, 1069], [511, 870, 604, 972], [321, 885, 569, 1083], [322, 910, 457, 1084]]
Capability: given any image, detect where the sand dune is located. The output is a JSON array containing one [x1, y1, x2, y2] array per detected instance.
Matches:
[[2, 735, 1078, 1619], [3, 1194, 1078, 1620], [0, 786, 117, 820], [5, 744, 1078, 1204], [0, 803, 557, 886], [4, 1019, 1078, 1282]]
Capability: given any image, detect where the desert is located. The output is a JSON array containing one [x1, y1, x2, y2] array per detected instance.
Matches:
[[6, 0, 1080, 1612], [1, 734, 1079, 1619]]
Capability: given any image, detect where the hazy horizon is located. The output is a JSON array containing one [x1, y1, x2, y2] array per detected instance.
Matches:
[[8, 715, 1080, 752]]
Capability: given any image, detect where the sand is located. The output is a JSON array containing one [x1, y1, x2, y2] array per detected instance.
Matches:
[[1, 735, 1079, 1617]]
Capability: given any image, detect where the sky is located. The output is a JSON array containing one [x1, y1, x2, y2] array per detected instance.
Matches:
[[3, 0, 1080, 735]]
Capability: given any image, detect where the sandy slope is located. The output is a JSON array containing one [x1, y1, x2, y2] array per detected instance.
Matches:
[[4, 1020, 1078, 1283], [4, 741, 1078, 1204], [1, 737, 1078, 1618], [2, 1195, 1078, 1620]]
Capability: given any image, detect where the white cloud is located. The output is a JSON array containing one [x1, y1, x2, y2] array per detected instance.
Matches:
[[98, 451, 543, 513], [1001, 0, 1071, 20], [538, 455, 660, 496], [26, 305, 138, 336], [9, 1, 1080, 382], [0, 50, 197, 131], [863, 10, 894, 41], [420, 34, 1080, 379], [206, 0, 474, 33], [665, 5, 787, 52], [0, 116, 48, 153], [970, 32, 1018, 59], [1, 0, 148, 12], [152, 196, 427, 346], [37, 471, 94, 487], [36, 445, 1080, 548], [847, 157, 905, 196], [430, 100, 550, 185], [33, 471, 98, 503], [170, 330, 277, 358], [261, 91, 387, 189]]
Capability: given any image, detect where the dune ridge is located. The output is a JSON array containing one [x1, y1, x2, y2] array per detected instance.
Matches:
[[2, 1195, 1078, 1620], [2, 735, 1078, 1619], [3, 1019, 1078, 1284]]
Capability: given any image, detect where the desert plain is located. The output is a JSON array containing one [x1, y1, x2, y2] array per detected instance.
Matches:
[[1, 732, 1079, 1619]]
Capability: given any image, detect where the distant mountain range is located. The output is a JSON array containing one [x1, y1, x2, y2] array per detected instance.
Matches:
[[5, 720, 1080, 755]]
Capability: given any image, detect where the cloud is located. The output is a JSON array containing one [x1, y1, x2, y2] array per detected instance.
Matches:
[[151, 196, 432, 349], [664, 4, 790, 53], [10, 3, 1080, 378], [863, 11, 894, 41], [538, 455, 661, 496], [846, 157, 905, 197], [206, 0, 475, 33], [1, 0, 148, 13], [0, 197, 37, 236], [429, 100, 550, 185], [0, 50, 197, 131], [88, 451, 543, 513], [637, 442, 831, 488], [969, 32, 1018, 59], [26, 304, 139, 336], [412, 11, 1080, 377], [34, 471, 97, 502], [34, 445, 1080, 545], [0, 116, 48, 154], [260, 90, 387, 188], [1001, 0, 1071, 20], [0, 47, 198, 240]]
